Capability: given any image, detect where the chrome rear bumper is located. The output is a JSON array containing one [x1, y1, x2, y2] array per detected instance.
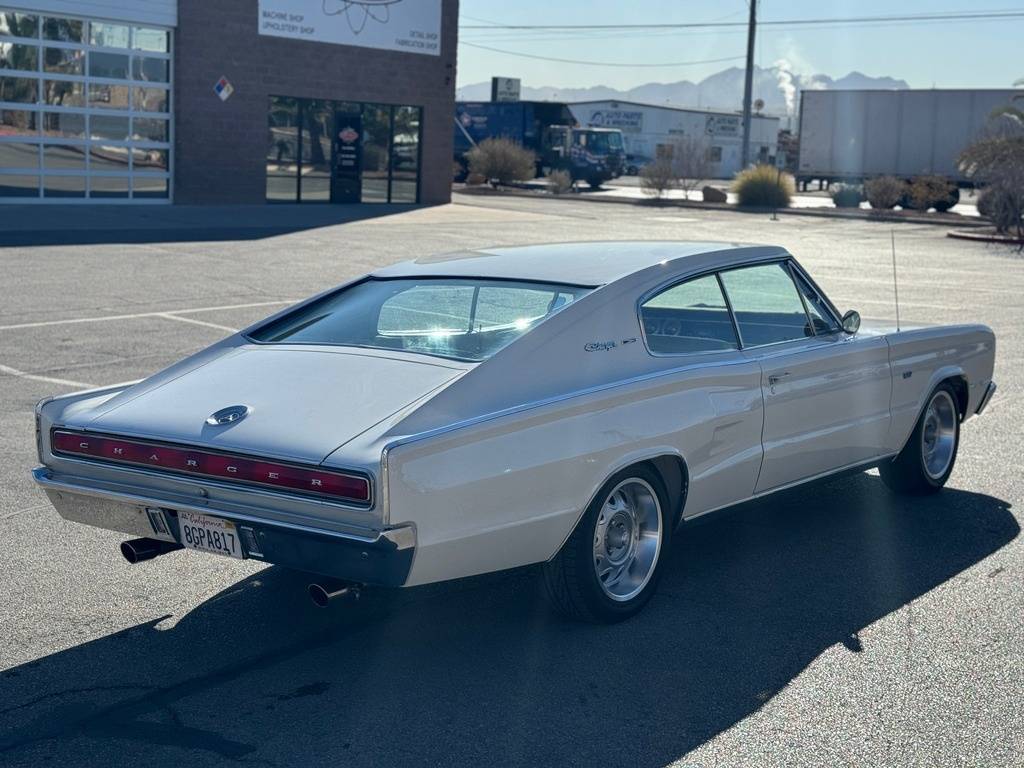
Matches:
[[33, 467, 415, 586]]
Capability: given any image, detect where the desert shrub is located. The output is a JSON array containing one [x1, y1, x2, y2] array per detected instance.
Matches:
[[831, 184, 864, 208], [465, 172, 487, 186], [864, 176, 907, 209], [546, 169, 572, 195], [960, 115, 1024, 238], [640, 158, 677, 198], [466, 138, 537, 185], [977, 184, 1024, 235], [731, 164, 794, 208], [908, 175, 957, 211]]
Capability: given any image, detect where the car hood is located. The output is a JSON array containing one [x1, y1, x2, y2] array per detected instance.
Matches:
[[77, 346, 466, 464]]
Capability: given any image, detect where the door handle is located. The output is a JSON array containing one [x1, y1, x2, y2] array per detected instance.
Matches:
[[767, 372, 791, 386]]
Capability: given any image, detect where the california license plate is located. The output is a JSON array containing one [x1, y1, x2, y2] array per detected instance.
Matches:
[[178, 511, 244, 559]]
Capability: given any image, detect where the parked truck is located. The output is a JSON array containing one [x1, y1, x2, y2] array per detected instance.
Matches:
[[454, 101, 626, 188], [796, 88, 1022, 201]]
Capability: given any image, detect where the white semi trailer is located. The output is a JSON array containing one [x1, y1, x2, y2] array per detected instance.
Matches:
[[797, 88, 1021, 193]]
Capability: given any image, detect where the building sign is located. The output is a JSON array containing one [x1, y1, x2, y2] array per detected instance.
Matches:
[[491, 77, 521, 103], [705, 115, 740, 137], [258, 0, 441, 56], [586, 109, 644, 133], [214, 76, 234, 101]]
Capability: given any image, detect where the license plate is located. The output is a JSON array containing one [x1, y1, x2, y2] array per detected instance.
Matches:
[[178, 511, 244, 559]]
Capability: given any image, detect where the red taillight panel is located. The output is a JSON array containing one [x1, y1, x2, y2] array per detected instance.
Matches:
[[50, 429, 371, 504]]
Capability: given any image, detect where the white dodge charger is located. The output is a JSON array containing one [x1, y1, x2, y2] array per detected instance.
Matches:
[[33, 242, 996, 622]]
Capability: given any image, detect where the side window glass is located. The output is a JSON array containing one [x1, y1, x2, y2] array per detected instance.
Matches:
[[719, 263, 812, 346], [641, 274, 738, 354], [792, 268, 839, 334]]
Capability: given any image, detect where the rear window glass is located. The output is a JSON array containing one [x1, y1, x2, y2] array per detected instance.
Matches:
[[250, 278, 591, 362]]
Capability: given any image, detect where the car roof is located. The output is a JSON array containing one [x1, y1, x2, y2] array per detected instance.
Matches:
[[371, 241, 789, 287]]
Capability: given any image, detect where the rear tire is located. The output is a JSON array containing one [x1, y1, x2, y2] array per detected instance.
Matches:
[[880, 383, 960, 494], [542, 465, 671, 623]]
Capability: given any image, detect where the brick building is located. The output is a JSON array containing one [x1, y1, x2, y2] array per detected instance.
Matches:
[[0, 0, 459, 204]]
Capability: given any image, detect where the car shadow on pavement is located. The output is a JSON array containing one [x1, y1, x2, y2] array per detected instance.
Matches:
[[0, 473, 1017, 767]]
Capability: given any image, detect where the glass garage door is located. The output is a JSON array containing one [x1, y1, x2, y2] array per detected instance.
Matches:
[[0, 9, 172, 202]]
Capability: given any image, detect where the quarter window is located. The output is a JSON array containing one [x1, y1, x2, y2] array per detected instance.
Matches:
[[719, 263, 813, 346], [640, 274, 739, 354]]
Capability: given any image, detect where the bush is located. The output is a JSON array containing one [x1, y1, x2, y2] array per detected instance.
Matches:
[[977, 183, 1024, 235], [908, 175, 957, 211], [831, 184, 864, 208], [864, 176, 907, 209], [639, 158, 677, 198], [466, 138, 537, 185], [546, 169, 572, 195], [465, 172, 487, 186], [959, 115, 1024, 238], [731, 164, 794, 208]]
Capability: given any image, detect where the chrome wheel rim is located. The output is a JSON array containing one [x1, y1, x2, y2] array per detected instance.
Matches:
[[593, 478, 662, 602], [921, 390, 957, 480]]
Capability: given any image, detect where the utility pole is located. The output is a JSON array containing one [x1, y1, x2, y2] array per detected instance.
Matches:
[[740, 0, 757, 169]]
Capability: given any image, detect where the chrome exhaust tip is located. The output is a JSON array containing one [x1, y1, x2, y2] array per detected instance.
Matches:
[[307, 580, 361, 608], [120, 537, 183, 564]]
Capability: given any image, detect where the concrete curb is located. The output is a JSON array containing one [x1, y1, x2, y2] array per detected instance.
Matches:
[[947, 229, 1024, 245], [454, 186, 988, 229]]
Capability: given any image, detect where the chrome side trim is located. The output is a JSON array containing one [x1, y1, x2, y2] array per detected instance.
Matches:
[[382, 352, 758, 455], [976, 381, 997, 415], [32, 467, 409, 546], [683, 452, 899, 522]]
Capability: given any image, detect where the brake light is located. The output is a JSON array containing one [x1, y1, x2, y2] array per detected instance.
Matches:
[[50, 429, 370, 504]]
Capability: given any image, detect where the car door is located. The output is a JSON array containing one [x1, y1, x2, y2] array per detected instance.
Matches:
[[719, 261, 892, 493], [638, 272, 765, 515]]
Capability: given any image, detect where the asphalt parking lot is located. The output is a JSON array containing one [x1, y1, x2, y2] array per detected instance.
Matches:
[[1, 195, 1022, 767]]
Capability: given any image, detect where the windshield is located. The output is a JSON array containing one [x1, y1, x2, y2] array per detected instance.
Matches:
[[577, 131, 622, 154], [250, 278, 592, 362]]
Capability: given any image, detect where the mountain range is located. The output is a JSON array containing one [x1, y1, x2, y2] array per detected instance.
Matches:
[[456, 66, 909, 116]]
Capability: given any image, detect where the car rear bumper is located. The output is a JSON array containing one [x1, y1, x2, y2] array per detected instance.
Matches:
[[32, 467, 415, 587]]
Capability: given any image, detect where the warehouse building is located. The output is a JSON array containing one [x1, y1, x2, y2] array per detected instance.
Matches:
[[0, 0, 458, 204], [569, 100, 780, 178]]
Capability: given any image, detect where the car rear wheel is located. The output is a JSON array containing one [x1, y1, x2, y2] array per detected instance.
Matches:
[[542, 465, 671, 623], [880, 383, 961, 494]]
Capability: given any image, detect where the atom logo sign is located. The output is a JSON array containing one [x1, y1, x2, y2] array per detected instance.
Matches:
[[322, 0, 401, 34]]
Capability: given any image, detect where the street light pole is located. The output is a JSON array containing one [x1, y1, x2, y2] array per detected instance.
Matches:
[[740, 0, 757, 169]]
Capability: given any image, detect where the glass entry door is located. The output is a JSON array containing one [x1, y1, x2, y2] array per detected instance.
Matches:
[[330, 112, 361, 203]]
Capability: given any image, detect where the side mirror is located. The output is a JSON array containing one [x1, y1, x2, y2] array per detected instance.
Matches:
[[841, 310, 861, 334]]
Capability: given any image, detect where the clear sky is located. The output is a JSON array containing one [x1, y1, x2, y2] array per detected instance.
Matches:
[[456, 1, 1024, 90]]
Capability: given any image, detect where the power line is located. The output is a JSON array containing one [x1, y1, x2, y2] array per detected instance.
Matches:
[[460, 42, 747, 68], [460, 10, 1024, 31]]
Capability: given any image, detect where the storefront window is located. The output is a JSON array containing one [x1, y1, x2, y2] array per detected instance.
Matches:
[[90, 23, 129, 49], [43, 144, 86, 170], [300, 100, 332, 202], [266, 98, 421, 204], [360, 104, 391, 203], [0, 12, 38, 38], [391, 106, 420, 203], [0, 43, 38, 71], [43, 17, 82, 43], [266, 96, 299, 202]]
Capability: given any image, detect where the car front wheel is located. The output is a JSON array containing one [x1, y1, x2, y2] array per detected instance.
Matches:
[[880, 383, 961, 494], [542, 465, 671, 623]]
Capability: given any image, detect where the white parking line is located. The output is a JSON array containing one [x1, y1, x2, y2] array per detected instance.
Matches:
[[0, 363, 95, 389], [0, 300, 294, 332], [157, 313, 239, 333]]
